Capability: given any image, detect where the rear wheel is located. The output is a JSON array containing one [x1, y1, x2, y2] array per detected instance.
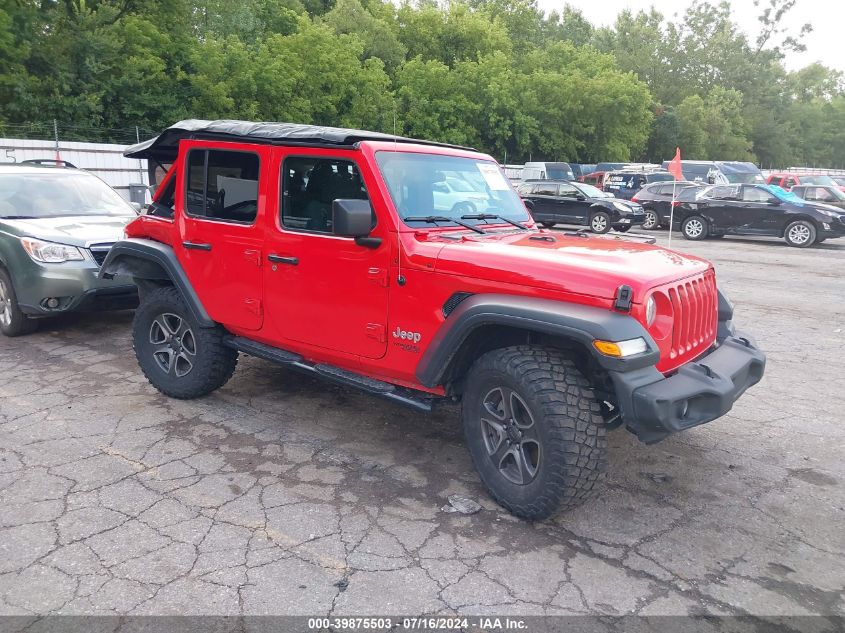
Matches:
[[784, 220, 816, 248], [0, 268, 38, 337], [133, 286, 238, 399], [589, 211, 611, 234], [642, 210, 659, 230], [462, 346, 607, 520], [682, 215, 708, 240]]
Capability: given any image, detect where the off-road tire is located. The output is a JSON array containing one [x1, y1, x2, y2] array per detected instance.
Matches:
[[589, 211, 611, 234], [682, 215, 708, 240], [0, 267, 38, 337], [133, 286, 237, 399], [784, 220, 816, 248], [462, 346, 607, 520], [642, 210, 659, 230]]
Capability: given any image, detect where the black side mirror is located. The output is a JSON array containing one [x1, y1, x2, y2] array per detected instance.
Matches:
[[333, 199, 372, 237], [575, 194, 586, 201]]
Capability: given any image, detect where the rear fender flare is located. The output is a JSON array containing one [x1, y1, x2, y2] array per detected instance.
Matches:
[[99, 238, 214, 327]]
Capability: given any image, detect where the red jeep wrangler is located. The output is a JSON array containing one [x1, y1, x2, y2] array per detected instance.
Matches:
[[102, 120, 765, 519]]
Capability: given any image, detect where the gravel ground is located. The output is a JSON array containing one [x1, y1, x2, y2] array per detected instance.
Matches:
[[0, 231, 843, 622]]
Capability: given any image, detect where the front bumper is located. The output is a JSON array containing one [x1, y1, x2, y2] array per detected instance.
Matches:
[[15, 261, 137, 316], [610, 331, 766, 444]]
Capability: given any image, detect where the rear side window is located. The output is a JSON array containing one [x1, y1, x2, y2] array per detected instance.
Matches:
[[185, 149, 260, 224], [281, 156, 370, 233], [534, 183, 558, 196]]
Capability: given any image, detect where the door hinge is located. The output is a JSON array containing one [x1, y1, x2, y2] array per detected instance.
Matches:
[[368, 267, 389, 287], [244, 249, 262, 267], [365, 323, 386, 343], [244, 298, 263, 316]]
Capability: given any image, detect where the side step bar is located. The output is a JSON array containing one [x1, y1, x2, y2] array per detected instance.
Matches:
[[225, 336, 437, 413]]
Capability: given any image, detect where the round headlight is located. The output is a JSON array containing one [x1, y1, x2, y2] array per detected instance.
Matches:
[[646, 295, 657, 326]]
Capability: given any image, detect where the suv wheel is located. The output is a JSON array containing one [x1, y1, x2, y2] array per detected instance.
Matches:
[[133, 286, 238, 399], [589, 211, 611, 234], [642, 210, 659, 230], [682, 215, 708, 240], [462, 346, 607, 520], [0, 268, 38, 337], [784, 220, 816, 248]]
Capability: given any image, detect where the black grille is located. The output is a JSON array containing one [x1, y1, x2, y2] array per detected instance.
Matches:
[[442, 292, 473, 317], [88, 244, 114, 267]]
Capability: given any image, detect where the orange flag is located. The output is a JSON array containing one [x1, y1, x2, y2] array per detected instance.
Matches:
[[667, 147, 683, 181]]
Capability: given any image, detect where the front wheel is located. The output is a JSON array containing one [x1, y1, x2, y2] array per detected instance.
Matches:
[[133, 286, 238, 399], [682, 215, 708, 240], [642, 210, 659, 230], [589, 211, 611, 234], [784, 220, 816, 248], [0, 267, 38, 337], [462, 346, 607, 520]]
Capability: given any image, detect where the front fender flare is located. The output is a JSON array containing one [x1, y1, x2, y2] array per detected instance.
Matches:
[[415, 294, 659, 388], [99, 238, 214, 327]]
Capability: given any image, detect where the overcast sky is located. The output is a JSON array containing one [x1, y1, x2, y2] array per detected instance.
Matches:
[[536, 0, 845, 73]]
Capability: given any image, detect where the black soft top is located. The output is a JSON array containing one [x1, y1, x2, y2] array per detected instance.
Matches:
[[124, 119, 472, 160]]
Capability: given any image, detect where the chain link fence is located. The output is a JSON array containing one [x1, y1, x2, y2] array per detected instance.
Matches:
[[0, 121, 159, 145]]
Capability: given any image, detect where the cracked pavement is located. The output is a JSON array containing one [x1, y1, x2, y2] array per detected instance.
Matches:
[[0, 233, 843, 620]]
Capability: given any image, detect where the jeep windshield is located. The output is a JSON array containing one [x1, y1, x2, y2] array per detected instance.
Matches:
[[0, 172, 135, 219], [375, 151, 530, 228]]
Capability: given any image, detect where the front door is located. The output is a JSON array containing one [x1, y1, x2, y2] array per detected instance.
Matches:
[[177, 142, 267, 331], [262, 151, 390, 359]]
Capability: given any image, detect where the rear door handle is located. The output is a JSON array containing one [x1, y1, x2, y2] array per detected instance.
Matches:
[[268, 254, 299, 265], [183, 241, 212, 251]]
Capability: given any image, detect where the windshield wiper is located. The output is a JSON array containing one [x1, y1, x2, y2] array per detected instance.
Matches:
[[404, 215, 486, 234], [461, 213, 528, 230]]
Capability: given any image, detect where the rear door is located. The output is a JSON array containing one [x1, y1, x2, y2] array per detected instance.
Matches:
[[556, 182, 585, 223], [177, 141, 267, 331], [738, 185, 781, 233], [700, 185, 740, 230], [530, 182, 561, 221]]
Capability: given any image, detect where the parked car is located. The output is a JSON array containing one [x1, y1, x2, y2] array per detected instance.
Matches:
[[102, 119, 765, 520], [522, 161, 575, 181], [790, 185, 845, 210], [632, 182, 704, 230], [0, 163, 139, 336], [517, 180, 645, 233], [766, 173, 842, 191], [603, 170, 675, 200], [570, 163, 596, 180], [662, 160, 765, 185], [675, 183, 845, 247], [580, 171, 607, 187]]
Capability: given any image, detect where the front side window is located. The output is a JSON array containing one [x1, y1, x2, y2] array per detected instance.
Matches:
[[558, 183, 579, 197], [0, 172, 134, 219], [185, 149, 260, 224], [376, 152, 530, 226], [281, 157, 369, 233], [148, 175, 175, 218]]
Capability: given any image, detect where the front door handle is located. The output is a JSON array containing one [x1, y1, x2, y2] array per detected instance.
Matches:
[[183, 241, 212, 251], [268, 254, 299, 265]]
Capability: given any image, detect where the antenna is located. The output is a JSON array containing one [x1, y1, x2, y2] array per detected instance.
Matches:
[[393, 109, 406, 287]]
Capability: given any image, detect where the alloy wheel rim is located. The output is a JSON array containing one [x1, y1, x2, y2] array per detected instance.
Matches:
[[788, 224, 811, 244], [644, 211, 657, 229], [686, 219, 703, 237], [480, 387, 541, 485], [149, 313, 196, 378], [591, 215, 607, 231], [0, 280, 11, 327]]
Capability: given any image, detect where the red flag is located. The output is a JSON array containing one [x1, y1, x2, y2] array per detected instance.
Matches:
[[667, 147, 683, 181]]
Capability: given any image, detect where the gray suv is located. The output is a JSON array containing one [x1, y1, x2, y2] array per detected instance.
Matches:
[[0, 164, 138, 336]]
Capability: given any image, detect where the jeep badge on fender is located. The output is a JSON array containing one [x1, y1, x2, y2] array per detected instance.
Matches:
[[101, 119, 765, 520]]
